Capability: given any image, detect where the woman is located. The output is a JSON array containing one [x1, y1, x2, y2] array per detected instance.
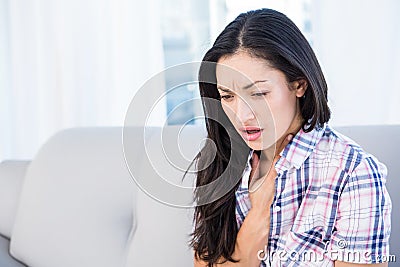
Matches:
[[190, 8, 392, 267]]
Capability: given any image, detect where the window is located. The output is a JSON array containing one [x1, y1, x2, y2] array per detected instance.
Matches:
[[160, 0, 312, 125]]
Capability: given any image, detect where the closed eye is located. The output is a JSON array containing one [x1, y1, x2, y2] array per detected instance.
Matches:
[[220, 95, 234, 100], [252, 92, 269, 97]]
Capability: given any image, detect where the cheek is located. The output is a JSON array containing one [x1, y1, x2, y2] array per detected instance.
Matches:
[[253, 100, 274, 125], [221, 103, 237, 124], [265, 93, 297, 132]]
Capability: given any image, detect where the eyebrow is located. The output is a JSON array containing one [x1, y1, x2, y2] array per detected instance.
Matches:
[[217, 80, 269, 92]]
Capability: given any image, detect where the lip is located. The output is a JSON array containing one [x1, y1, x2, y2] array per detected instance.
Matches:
[[239, 127, 263, 141]]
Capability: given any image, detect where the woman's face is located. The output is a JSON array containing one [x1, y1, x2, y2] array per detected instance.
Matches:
[[216, 51, 306, 151]]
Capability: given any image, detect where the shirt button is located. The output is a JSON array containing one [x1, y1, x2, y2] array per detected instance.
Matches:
[[273, 234, 279, 240], [275, 205, 281, 212]]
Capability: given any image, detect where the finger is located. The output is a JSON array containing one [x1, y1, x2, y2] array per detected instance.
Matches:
[[249, 175, 264, 193]]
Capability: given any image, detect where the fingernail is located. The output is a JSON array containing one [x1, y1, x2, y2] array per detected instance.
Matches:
[[287, 134, 293, 141]]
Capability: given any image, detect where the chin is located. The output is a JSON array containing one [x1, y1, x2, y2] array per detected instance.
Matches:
[[245, 135, 278, 152], [246, 140, 269, 151], [247, 143, 261, 151]]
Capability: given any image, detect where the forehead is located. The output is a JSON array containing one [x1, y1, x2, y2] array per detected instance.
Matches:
[[216, 52, 272, 87]]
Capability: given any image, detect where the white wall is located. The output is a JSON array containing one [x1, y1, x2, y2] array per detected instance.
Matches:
[[311, 0, 400, 126]]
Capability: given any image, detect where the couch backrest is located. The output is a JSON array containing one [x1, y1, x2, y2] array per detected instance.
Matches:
[[10, 127, 137, 267], [9, 124, 399, 266], [123, 125, 204, 266], [334, 125, 399, 259], [10, 125, 206, 267], [0, 161, 30, 239]]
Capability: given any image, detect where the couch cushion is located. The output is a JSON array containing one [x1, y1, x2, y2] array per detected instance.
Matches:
[[124, 125, 206, 266], [9, 125, 207, 267], [0, 161, 30, 238], [0, 235, 26, 267], [9, 124, 396, 266], [10, 127, 136, 267]]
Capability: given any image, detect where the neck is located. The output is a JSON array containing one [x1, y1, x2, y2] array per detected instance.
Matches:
[[261, 112, 304, 161]]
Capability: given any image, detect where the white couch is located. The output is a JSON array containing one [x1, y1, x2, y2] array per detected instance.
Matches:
[[0, 125, 398, 267]]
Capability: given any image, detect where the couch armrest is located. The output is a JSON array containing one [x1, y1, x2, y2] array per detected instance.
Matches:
[[0, 161, 30, 239]]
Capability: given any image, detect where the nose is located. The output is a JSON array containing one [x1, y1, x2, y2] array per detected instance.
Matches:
[[235, 97, 255, 124]]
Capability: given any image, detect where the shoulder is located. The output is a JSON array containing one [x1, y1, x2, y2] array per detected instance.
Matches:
[[313, 124, 387, 178]]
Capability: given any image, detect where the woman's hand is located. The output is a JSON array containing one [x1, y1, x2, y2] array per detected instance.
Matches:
[[194, 134, 294, 267], [248, 134, 293, 214]]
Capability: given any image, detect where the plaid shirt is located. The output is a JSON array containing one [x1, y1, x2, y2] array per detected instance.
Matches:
[[235, 123, 392, 266]]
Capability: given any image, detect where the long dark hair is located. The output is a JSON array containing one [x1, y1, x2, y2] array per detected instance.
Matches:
[[189, 8, 330, 266]]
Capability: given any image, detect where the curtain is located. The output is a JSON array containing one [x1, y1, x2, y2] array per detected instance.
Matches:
[[0, 0, 165, 161]]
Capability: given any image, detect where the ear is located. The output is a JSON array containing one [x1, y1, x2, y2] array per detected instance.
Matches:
[[291, 78, 308, 98]]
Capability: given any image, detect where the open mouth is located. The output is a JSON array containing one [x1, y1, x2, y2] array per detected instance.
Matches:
[[244, 129, 261, 134], [239, 127, 263, 141]]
